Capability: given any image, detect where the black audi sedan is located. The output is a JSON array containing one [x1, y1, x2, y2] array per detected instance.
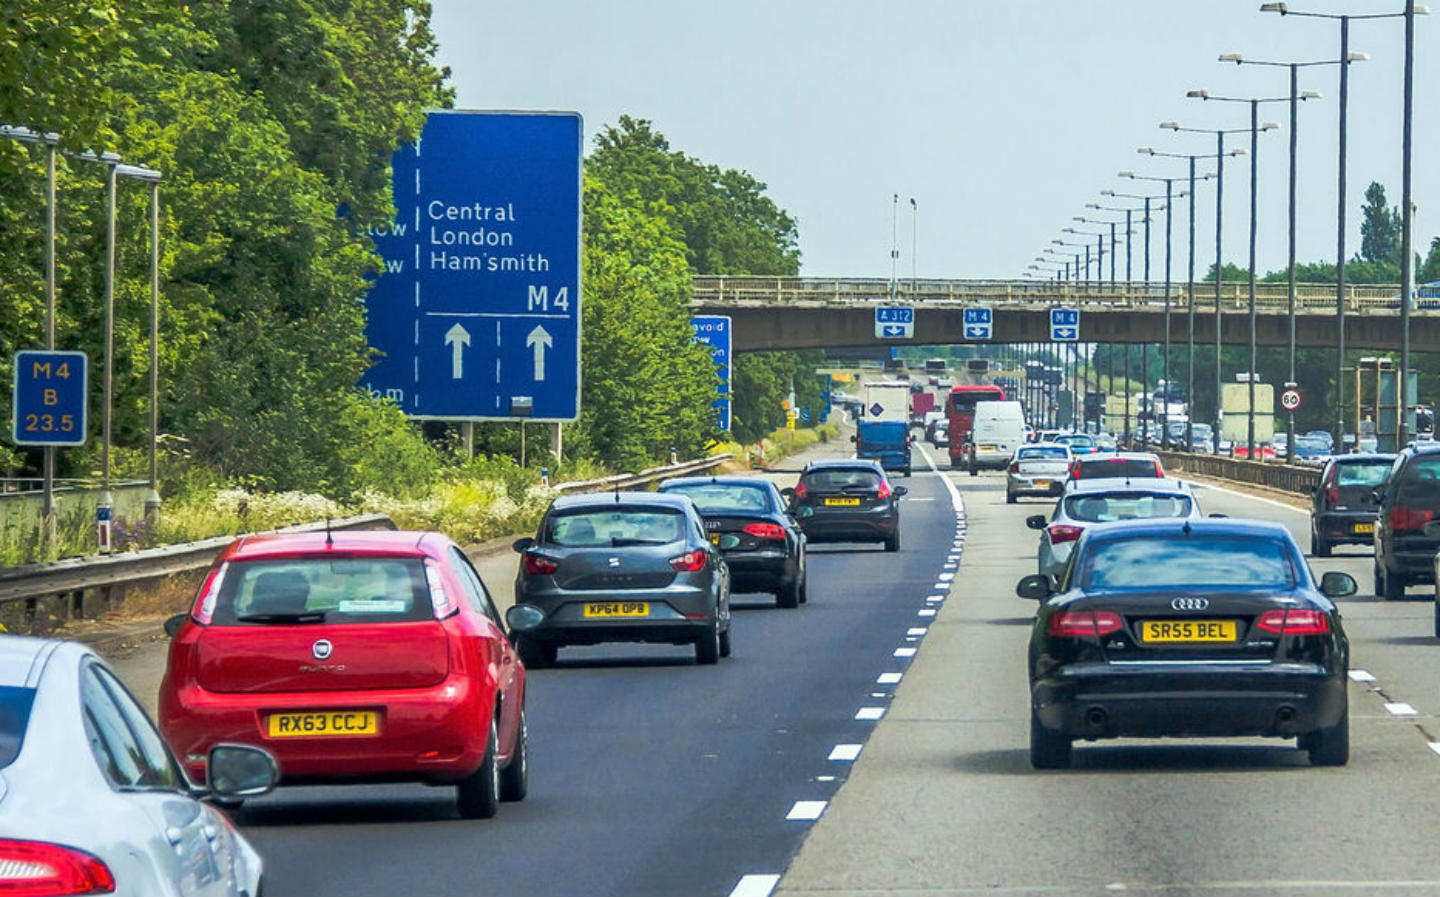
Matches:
[[511, 492, 731, 667], [1309, 453, 1394, 557], [657, 476, 807, 607], [1017, 518, 1355, 769], [786, 459, 907, 552]]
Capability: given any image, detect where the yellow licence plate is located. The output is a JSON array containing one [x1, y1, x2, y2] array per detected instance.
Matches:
[[1141, 620, 1237, 643], [710, 533, 721, 546], [1353, 523, 1375, 534], [1035, 480, 1051, 488], [267, 710, 378, 738], [824, 497, 861, 506], [583, 601, 649, 618], [980, 444, 997, 451]]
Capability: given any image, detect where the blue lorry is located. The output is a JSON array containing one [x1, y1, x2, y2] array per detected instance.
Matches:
[[856, 420, 912, 476]]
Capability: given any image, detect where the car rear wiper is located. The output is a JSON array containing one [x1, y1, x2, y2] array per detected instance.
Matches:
[[236, 612, 327, 624], [608, 537, 672, 546]]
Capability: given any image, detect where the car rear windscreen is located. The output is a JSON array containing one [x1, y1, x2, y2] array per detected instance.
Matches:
[[545, 509, 686, 546], [1019, 447, 1068, 461], [663, 483, 772, 514], [0, 686, 36, 770], [1396, 456, 1440, 502], [1080, 537, 1295, 591], [1078, 458, 1158, 478], [802, 469, 882, 491], [1336, 462, 1391, 487], [1058, 436, 1095, 449], [1063, 492, 1192, 523], [210, 558, 433, 625]]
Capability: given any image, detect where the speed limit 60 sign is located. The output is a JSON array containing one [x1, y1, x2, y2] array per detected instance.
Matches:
[[1280, 388, 1301, 411]]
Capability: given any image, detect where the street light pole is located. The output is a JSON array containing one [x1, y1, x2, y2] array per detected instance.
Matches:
[[909, 197, 918, 293], [1399, 0, 1418, 447]]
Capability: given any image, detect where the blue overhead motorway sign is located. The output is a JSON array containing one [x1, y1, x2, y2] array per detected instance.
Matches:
[[875, 306, 914, 339], [690, 315, 732, 431], [1050, 308, 1080, 342], [362, 110, 582, 420], [11, 350, 87, 446], [963, 307, 993, 340]]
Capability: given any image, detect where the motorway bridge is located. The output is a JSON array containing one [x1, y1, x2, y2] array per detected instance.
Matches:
[[692, 276, 1437, 353]]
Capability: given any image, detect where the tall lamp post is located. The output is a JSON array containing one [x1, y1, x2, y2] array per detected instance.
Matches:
[[909, 197, 918, 293], [1176, 98, 1280, 460]]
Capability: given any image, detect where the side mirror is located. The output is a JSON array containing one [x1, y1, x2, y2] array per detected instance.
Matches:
[[849, 435, 858, 444], [1372, 489, 1385, 505], [1319, 571, 1358, 599], [780, 487, 796, 500], [511, 537, 536, 553], [1025, 514, 1048, 531], [1207, 512, 1229, 519], [206, 744, 279, 799], [1015, 574, 1053, 600], [505, 604, 545, 632], [164, 613, 188, 639], [718, 534, 742, 550], [892, 486, 908, 498]]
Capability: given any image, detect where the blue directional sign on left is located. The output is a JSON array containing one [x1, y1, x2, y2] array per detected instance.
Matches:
[[690, 315, 732, 431], [875, 306, 914, 340], [363, 110, 582, 421], [11, 350, 87, 446], [963, 307, 993, 341], [1050, 307, 1080, 342]]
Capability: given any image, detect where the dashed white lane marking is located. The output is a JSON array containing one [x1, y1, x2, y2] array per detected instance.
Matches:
[[918, 608, 937, 617], [1386, 702, 1418, 716], [1349, 669, 1376, 682], [877, 672, 903, 685], [907, 627, 928, 635], [828, 744, 863, 761], [906, 496, 937, 501], [869, 691, 888, 698], [816, 775, 836, 782], [786, 800, 827, 821], [932, 582, 949, 591], [855, 706, 886, 721], [938, 572, 956, 582], [893, 647, 917, 657], [728, 874, 781, 897], [1429, 742, 1440, 758], [926, 595, 945, 604]]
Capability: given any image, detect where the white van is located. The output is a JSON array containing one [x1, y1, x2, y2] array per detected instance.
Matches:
[[968, 400, 1027, 475]]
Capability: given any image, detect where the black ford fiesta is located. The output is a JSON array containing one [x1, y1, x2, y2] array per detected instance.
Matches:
[[1017, 518, 1355, 769]]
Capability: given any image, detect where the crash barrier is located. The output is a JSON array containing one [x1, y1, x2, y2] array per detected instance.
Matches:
[[1152, 449, 1321, 496]]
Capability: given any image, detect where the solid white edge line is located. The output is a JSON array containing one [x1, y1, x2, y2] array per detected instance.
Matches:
[[829, 743, 863, 761], [729, 875, 781, 897], [1185, 479, 1308, 515], [786, 800, 827, 821]]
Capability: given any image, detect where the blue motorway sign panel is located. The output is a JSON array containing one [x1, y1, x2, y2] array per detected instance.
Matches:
[[1050, 307, 1080, 342], [11, 350, 87, 446], [691, 315, 732, 431], [963, 306, 993, 340], [875, 306, 915, 339], [362, 111, 582, 420]]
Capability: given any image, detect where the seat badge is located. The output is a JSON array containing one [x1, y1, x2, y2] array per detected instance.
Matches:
[[608, 557, 621, 568]]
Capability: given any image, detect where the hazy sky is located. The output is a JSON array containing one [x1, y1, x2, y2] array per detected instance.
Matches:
[[430, 1, 1437, 281]]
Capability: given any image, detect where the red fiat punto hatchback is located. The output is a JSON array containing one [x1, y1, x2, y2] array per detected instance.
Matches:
[[158, 530, 538, 819]]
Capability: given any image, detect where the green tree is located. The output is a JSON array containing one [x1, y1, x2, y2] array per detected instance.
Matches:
[[1421, 236, 1440, 283], [1360, 181, 1401, 266]]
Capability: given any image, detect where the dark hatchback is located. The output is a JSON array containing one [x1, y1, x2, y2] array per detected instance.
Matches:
[[1017, 518, 1355, 769], [657, 476, 807, 607], [787, 460, 907, 552], [1374, 445, 1440, 603], [511, 492, 731, 667], [1309, 453, 1395, 557]]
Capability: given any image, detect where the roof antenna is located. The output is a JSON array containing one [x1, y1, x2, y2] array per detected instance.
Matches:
[[1182, 519, 1192, 536], [325, 516, 334, 546]]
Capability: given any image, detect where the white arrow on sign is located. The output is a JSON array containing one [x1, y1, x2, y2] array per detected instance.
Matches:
[[444, 323, 471, 379], [965, 326, 990, 339], [1053, 327, 1077, 340], [526, 325, 553, 381]]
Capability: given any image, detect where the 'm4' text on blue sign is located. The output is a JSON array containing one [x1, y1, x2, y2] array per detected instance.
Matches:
[[11, 350, 87, 446], [1050, 308, 1080, 342]]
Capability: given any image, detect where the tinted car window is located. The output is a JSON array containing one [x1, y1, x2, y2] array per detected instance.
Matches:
[[210, 558, 432, 625], [448, 546, 498, 622], [0, 686, 35, 770], [1063, 493, 1192, 522], [1056, 435, 1095, 450], [1335, 462, 1391, 487], [545, 509, 685, 546], [1396, 456, 1440, 502], [1019, 447, 1068, 460], [802, 469, 882, 490], [1080, 537, 1295, 591], [1076, 458, 1159, 478], [662, 483, 772, 514]]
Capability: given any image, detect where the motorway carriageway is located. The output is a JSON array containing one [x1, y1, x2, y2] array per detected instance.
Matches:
[[107, 446, 1440, 897]]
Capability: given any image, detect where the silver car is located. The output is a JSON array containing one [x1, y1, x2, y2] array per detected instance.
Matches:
[[1005, 443, 1072, 503], [1026, 478, 1203, 581], [0, 636, 278, 897]]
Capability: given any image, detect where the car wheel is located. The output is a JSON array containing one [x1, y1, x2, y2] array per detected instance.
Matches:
[[498, 708, 528, 802], [1381, 564, 1407, 601], [968, 457, 978, 477], [1311, 526, 1332, 558], [1306, 705, 1349, 767], [719, 623, 732, 658], [777, 576, 801, 609], [1373, 560, 1384, 597], [1006, 490, 1017, 504], [515, 637, 557, 669], [798, 572, 808, 604], [695, 617, 721, 665], [904, 467, 912, 478], [457, 719, 500, 819], [884, 530, 901, 553], [1433, 601, 1440, 639], [1029, 708, 1072, 770]]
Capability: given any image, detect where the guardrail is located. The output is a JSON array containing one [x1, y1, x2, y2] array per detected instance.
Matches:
[[554, 453, 734, 494], [1153, 449, 1322, 496]]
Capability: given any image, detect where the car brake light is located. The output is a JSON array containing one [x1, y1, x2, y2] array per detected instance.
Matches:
[[794, 483, 808, 500], [1047, 524, 1083, 544], [1008, 461, 1020, 473], [742, 523, 786, 540], [1389, 505, 1435, 532], [522, 554, 558, 576], [191, 562, 228, 625], [0, 839, 115, 896], [1048, 610, 1123, 638], [1069, 460, 1081, 478], [424, 563, 457, 617], [877, 481, 892, 499], [1255, 608, 1330, 635], [669, 550, 707, 572], [1325, 485, 1340, 504], [1154, 462, 1164, 478]]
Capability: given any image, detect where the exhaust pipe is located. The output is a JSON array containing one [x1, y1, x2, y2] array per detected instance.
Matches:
[[1084, 707, 1108, 731], [1275, 706, 1297, 728]]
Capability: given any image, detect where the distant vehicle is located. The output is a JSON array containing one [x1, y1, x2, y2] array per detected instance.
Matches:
[[1053, 433, 1098, 456], [1372, 444, 1440, 605], [1018, 519, 1355, 768], [1292, 434, 1333, 464], [161, 530, 534, 818], [788, 459, 907, 552], [1305, 430, 1336, 452], [910, 390, 936, 428], [513, 492, 732, 664], [1069, 452, 1165, 482], [932, 420, 950, 449], [945, 384, 1006, 467], [1309, 453, 1395, 557], [1006, 443, 1072, 503], [0, 637, 276, 897], [966, 400, 1027, 475], [1094, 433, 1118, 453], [657, 476, 807, 608], [1189, 422, 1215, 453], [858, 380, 913, 475], [883, 357, 906, 374], [1270, 432, 1289, 459], [1027, 478, 1199, 582]]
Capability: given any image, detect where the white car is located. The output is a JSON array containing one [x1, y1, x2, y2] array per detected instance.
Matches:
[[1026, 479, 1203, 581], [1005, 443, 1072, 503], [0, 637, 278, 897]]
